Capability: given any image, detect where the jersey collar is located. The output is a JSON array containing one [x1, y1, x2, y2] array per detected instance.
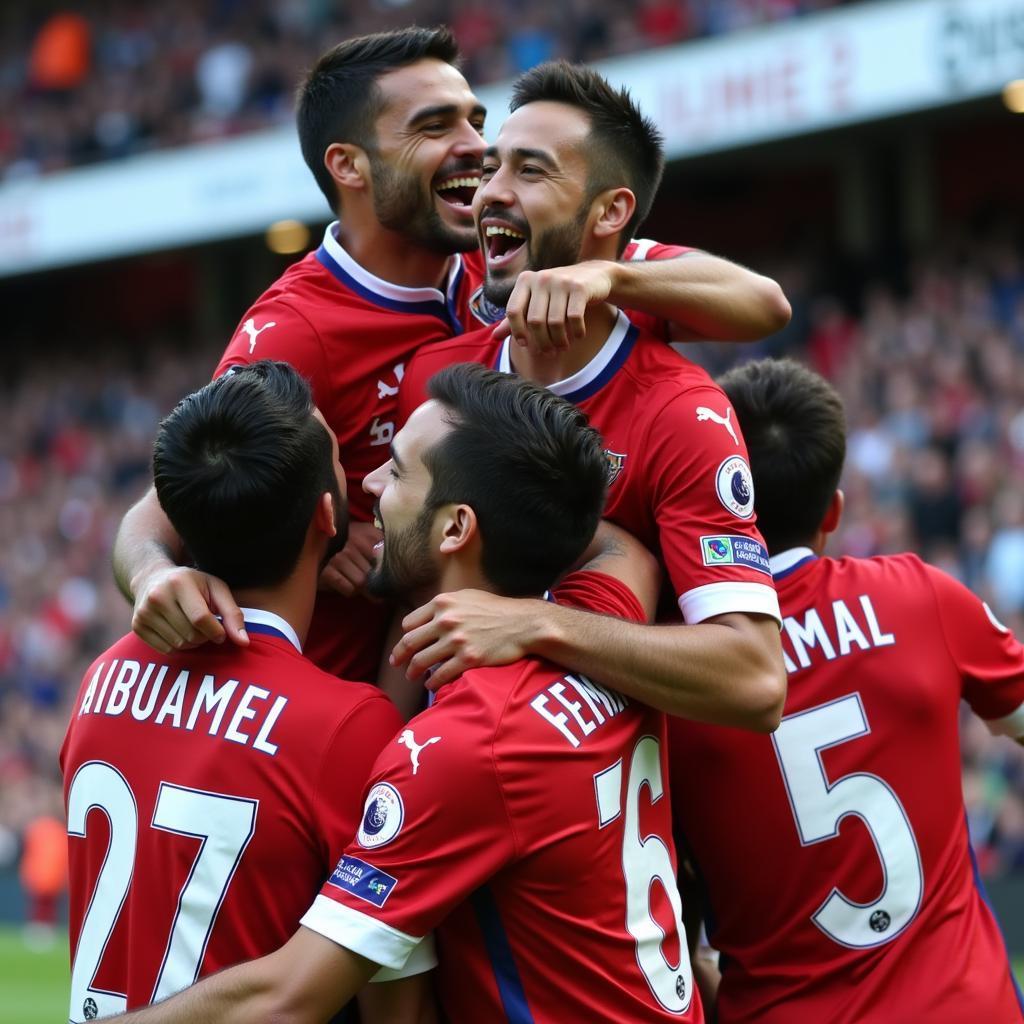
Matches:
[[238, 607, 302, 653], [769, 547, 817, 581], [496, 309, 638, 403], [315, 222, 465, 331]]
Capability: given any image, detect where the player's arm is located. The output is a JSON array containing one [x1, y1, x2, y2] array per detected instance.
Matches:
[[359, 972, 438, 1024], [112, 926, 377, 1023], [495, 250, 790, 352], [112, 486, 248, 652]]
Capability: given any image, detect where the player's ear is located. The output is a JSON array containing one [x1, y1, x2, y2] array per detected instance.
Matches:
[[820, 489, 844, 535], [315, 491, 338, 539], [590, 187, 636, 244], [438, 504, 478, 556], [324, 142, 370, 194]]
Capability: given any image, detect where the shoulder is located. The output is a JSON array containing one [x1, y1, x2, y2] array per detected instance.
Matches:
[[409, 327, 497, 369], [622, 238, 697, 261], [551, 571, 645, 623]]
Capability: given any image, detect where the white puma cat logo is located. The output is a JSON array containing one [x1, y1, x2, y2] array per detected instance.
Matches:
[[397, 729, 441, 775], [696, 405, 739, 446], [240, 318, 277, 353]]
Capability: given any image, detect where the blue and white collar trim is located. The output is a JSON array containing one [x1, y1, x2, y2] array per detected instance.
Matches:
[[497, 309, 637, 403], [769, 547, 817, 581], [315, 222, 464, 331], [239, 607, 302, 653]]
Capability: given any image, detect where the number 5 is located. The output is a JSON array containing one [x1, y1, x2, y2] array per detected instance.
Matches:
[[772, 693, 923, 948]]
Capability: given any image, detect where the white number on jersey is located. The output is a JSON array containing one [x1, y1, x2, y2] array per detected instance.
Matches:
[[772, 693, 924, 948], [369, 417, 394, 447], [66, 762, 257, 1022], [595, 735, 692, 1013]]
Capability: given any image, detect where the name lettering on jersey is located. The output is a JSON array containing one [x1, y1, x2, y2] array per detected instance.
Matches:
[[327, 854, 398, 908], [696, 405, 739, 446], [76, 659, 288, 755], [397, 729, 440, 775], [782, 595, 895, 673], [530, 673, 628, 748], [240, 317, 277, 353], [377, 362, 405, 400]]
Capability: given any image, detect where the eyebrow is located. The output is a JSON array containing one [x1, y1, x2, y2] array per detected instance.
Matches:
[[484, 145, 557, 168], [408, 102, 488, 126]]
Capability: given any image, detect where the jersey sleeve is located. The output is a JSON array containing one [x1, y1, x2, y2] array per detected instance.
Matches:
[[312, 693, 406, 865], [644, 386, 781, 625], [552, 569, 646, 623], [213, 299, 329, 403], [925, 565, 1024, 737], [396, 349, 434, 430], [620, 238, 697, 341], [300, 701, 516, 970]]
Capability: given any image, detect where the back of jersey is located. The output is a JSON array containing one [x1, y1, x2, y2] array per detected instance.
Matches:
[[61, 625, 400, 1022], [669, 552, 1024, 1024]]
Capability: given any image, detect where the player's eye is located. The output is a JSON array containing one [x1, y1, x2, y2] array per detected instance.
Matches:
[[520, 165, 542, 177], [481, 163, 498, 179]]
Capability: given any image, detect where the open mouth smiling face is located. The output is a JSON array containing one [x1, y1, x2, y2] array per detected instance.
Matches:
[[434, 171, 481, 221]]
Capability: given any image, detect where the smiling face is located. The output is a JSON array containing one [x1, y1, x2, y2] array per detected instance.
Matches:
[[368, 59, 487, 254], [362, 400, 454, 601], [474, 101, 594, 306]]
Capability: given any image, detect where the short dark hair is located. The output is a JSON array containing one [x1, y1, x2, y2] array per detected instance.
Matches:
[[510, 61, 665, 250], [718, 358, 846, 554], [296, 27, 461, 211], [153, 361, 339, 589], [424, 363, 608, 595]]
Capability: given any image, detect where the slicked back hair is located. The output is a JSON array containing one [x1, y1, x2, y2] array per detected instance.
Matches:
[[424, 362, 608, 595], [153, 361, 340, 589], [718, 358, 847, 555], [296, 27, 461, 211], [510, 61, 665, 252]]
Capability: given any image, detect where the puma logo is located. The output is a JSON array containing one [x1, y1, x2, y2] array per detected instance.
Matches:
[[397, 729, 441, 775], [696, 405, 739, 446], [240, 318, 277, 353]]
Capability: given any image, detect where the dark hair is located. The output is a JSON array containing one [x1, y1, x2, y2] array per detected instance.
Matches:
[[153, 361, 339, 589], [296, 27, 461, 211], [424, 363, 608, 595], [718, 358, 846, 554], [510, 61, 664, 250]]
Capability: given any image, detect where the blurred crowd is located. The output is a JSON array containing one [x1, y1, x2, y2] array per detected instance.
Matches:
[[1, 0, 848, 182], [1, 227, 1023, 896]]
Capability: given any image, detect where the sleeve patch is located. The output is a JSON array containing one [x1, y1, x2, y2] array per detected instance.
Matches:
[[326, 855, 398, 908], [701, 535, 771, 575]]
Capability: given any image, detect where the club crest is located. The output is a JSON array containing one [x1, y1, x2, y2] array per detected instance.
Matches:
[[604, 449, 627, 484]]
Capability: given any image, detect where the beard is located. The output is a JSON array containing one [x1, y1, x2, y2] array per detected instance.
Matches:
[[370, 154, 478, 255], [482, 202, 590, 308], [365, 503, 439, 602]]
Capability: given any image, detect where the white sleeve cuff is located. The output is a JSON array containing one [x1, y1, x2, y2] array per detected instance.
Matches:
[[300, 894, 426, 971], [985, 701, 1024, 739], [370, 936, 437, 982], [678, 581, 782, 626]]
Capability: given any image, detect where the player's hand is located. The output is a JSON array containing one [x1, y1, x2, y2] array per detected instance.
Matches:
[[390, 590, 541, 689], [492, 261, 617, 354], [318, 521, 383, 596], [132, 566, 247, 654]]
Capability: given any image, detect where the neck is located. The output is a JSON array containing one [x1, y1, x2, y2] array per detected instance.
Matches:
[[335, 216, 453, 290], [509, 302, 619, 387], [231, 556, 320, 649]]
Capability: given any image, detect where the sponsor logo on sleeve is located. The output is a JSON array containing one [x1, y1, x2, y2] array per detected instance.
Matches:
[[357, 783, 404, 849], [327, 855, 398, 908], [715, 456, 755, 519], [700, 535, 771, 574]]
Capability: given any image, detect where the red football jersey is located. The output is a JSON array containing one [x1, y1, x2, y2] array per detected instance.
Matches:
[[60, 609, 404, 1023], [669, 551, 1024, 1024], [300, 571, 702, 1023], [400, 311, 779, 625], [213, 225, 481, 681]]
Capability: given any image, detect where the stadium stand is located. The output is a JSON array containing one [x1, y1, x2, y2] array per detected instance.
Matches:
[[1, 0, 850, 180]]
